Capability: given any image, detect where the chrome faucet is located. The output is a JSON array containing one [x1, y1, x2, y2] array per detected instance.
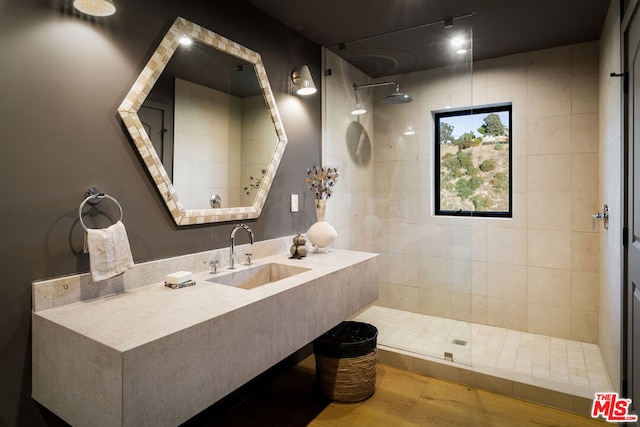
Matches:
[[229, 224, 254, 269], [209, 259, 219, 274]]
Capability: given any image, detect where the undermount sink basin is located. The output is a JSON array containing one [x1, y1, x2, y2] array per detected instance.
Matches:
[[207, 263, 310, 290]]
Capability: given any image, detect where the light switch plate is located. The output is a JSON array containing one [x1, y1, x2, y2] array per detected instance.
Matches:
[[291, 194, 299, 212]]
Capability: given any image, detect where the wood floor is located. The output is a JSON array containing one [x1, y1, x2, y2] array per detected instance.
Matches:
[[186, 355, 608, 426]]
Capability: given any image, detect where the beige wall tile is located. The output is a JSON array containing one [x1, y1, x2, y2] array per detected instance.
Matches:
[[388, 284, 419, 312], [451, 226, 473, 259], [572, 270, 599, 312], [452, 293, 473, 322], [528, 46, 572, 82], [472, 86, 488, 105], [420, 225, 453, 258], [418, 192, 431, 225], [511, 115, 529, 157], [451, 259, 472, 293], [472, 295, 489, 324], [528, 304, 571, 338], [472, 261, 488, 296], [571, 112, 599, 153], [419, 255, 452, 290], [488, 262, 528, 302], [488, 298, 528, 330], [401, 254, 420, 286], [528, 192, 571, 231], [487, 228, 528, 265], [527, 154, 571, 192], [528, 78, 572, 118], [388, 252, 403, 285], [571, 309, 598, 343], [472, 62, 489, 89], [373, 162, 390, 192], [376, 280, 391, 307], [571, 191, 599, 232], [571, 232, 599, 272], [472, 225, 488, 262], [527, 115, 571, 155], [512, 155, 528, 193], [528, 266, 571, 308], [572, 73, 599, 114], [571, 153, 599, 192], [528, 230, 571, 269], [419, 288, 452, 317], [485, 52, 529, 86]]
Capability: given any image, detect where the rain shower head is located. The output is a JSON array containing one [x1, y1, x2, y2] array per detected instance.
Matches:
[[382, 87, 414, 104], [351, 81, 414, 114]]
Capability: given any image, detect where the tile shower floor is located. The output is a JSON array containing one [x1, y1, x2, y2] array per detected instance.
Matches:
[[354, 305, 613, 399]]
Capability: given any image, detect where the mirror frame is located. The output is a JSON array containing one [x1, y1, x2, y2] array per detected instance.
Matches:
[[118, 17, 288, 225]]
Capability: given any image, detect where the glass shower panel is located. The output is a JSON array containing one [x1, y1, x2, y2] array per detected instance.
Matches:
[[325, 16, 475, 365]]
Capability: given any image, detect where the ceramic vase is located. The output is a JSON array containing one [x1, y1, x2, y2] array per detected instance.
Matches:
[[306, 199, 337, 253]]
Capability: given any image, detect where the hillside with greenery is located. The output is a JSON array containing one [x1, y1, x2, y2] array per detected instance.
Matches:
[[439, 113, 509, 212]]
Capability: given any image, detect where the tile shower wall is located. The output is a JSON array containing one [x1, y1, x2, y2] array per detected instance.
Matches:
[[239, 96, 280, 206], [174, 80, 276, 209], [174, 78, 241, 209], [325, 42, 600, 343], [471, 42, 600, 343]]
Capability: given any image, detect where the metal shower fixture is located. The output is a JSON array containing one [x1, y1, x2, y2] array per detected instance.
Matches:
[[351, 81, 414, 115]]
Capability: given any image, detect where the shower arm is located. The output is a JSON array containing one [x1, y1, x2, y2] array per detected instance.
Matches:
[[353, 81, 399, 92]]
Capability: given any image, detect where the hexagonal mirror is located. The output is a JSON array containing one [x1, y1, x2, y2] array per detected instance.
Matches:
[[118, 17, 287, 225]]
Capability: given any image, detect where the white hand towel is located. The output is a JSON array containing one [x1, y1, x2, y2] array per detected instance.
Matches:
[[86, 220, 135, 282]]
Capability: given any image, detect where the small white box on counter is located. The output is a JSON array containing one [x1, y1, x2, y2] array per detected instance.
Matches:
[[165, 271, 192, 285]]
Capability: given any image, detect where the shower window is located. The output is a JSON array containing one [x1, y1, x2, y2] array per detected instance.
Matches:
[[434, 103, 512, 217]]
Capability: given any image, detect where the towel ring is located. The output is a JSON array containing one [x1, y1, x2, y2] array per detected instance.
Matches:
[[78, 189, 123, 232]]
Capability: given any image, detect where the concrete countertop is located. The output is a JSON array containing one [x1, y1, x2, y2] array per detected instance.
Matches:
[[35, 249, 377, 352]]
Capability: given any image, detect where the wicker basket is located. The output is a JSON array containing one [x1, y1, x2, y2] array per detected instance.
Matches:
[[313, 321, 378, 402]]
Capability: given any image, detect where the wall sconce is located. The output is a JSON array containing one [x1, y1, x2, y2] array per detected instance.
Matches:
[[73, 0, 116, 16], [291, 65, 317, 96]]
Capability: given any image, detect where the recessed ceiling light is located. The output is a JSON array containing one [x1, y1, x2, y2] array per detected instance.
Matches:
[[456, 48, 467, 55], [179, 36, 192, 46]]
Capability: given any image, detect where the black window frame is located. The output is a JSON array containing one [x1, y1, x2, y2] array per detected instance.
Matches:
[[434, 103, 513, 218]]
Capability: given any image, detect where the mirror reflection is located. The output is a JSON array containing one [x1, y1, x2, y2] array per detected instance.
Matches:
[[139, 39, 278, 210], [118, 17, 287, 225]]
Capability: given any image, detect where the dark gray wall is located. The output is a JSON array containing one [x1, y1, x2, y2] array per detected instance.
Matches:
[[0, 1, 321, 425]]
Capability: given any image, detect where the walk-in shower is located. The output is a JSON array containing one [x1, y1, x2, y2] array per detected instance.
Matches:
[[322, 12, 611, 406]]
